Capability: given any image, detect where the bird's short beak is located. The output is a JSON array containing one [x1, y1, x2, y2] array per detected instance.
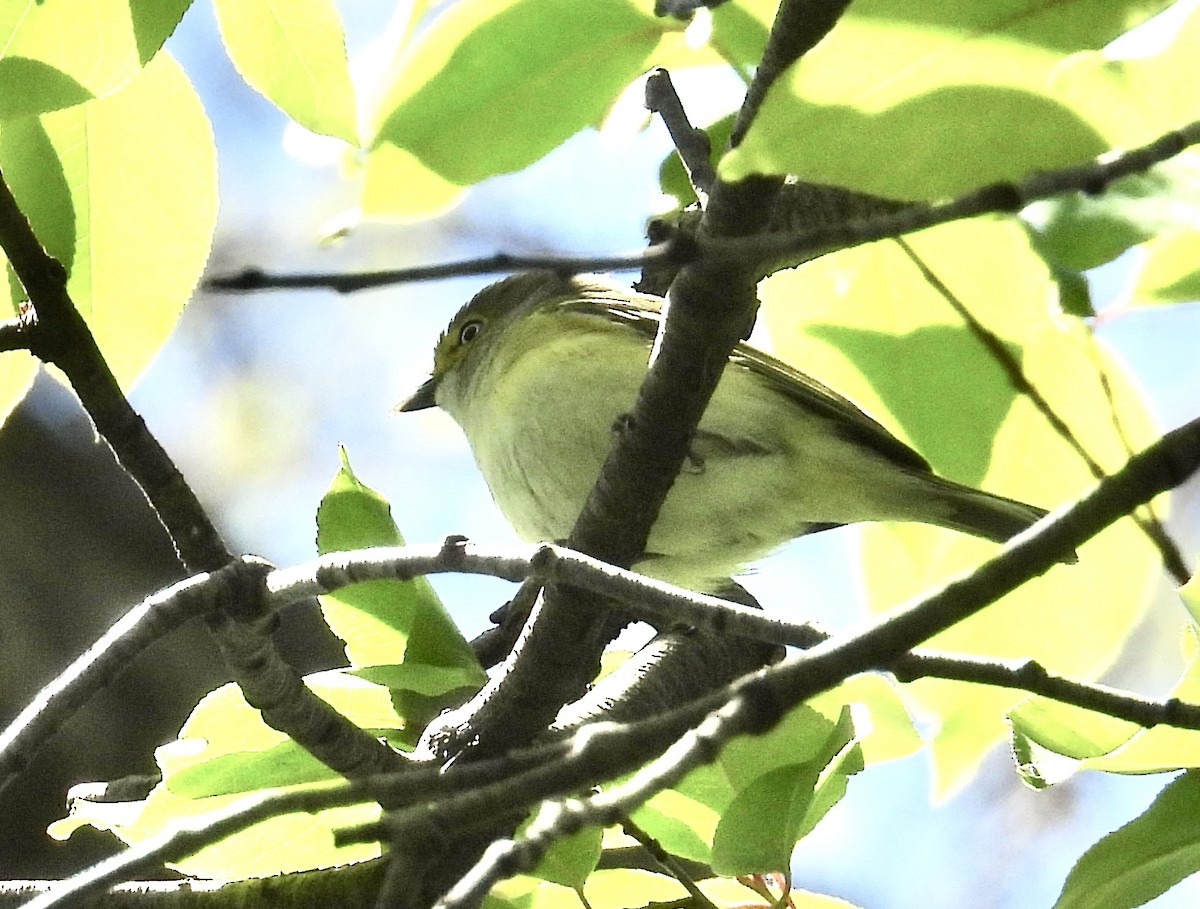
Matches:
[[396, 376, 439, 412]]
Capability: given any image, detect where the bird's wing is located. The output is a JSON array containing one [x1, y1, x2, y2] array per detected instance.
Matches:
[[729, 342, 931, 473], [557, 292, 931, 474]]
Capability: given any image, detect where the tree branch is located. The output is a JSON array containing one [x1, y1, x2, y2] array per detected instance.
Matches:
[[645, 68, 716, 204], [0, 170, 227, 572], [38, 416, 1200, 909], [0, 558, 267, 795], [728, 0, 855, 148], [205, 246, 679, 295], [206, 119, 1200, 302], [274, 540, 1200, 733], [710, 120, 1200, 274], [0, 168, 397, 788], [427, 411, 1200, 906]]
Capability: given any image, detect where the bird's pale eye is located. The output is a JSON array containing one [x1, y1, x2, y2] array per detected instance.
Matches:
[[459, 320, 483, 345]]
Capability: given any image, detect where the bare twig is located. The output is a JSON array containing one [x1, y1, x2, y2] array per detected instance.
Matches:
[[23, 736, 595, 909], [15, 529, 1188, 804], [645, 68, 716, 203], [206, 247, 677, 295], [470, 576, 544, 668], [206, 121, 1200, 302], [430, 411, 1200, 908], [621, 816, 720, 909], [270, 537, 1200, 736], [0, 170, 228, 572], [33, 450, 1200, 909], [0, 559, 267, 795], [729, 0, 856, 148]]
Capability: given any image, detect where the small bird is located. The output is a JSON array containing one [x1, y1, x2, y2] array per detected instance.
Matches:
[[400, 271, 1064, 593]]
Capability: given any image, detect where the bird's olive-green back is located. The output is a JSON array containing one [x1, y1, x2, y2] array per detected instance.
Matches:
[[436, 270, 929, 474]]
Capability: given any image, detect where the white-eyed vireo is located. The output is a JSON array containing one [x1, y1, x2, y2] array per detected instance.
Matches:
[[400, 271, 1061, 593]]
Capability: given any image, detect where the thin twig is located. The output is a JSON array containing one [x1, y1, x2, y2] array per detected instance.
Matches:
[[0, 170, 228, 571], [205, 121, 1200, 300], [729, 0, 855, 148], [268, 534, 1200, 732], [0, 559, 265, 796], [1091, 343, 1187, 580], [645, 68, 716, 203], [621, 817, 720, 909], [206, 246, 677, 295]]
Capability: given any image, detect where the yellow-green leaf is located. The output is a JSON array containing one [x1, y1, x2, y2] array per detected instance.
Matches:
[[761, 218, 1159, 795], [722, 0, 1174, 197], [213, 0, 358, 144], [360, 142, 464, 219], [1, 52, 217, 391], [1128, 230, 1200, 307], [49, 673, 393, 878], [371, 0, 664, 183], [0, 0, 191, 116], [316, 448, 484, 684]]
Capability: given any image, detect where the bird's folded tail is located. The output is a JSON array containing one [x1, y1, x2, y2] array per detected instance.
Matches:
[[921, 474, 1078, 564]]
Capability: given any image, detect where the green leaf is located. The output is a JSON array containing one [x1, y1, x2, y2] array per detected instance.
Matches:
[[359, 142, 464, 219], [1025, 153, 1200, 272], [213, 0, 358, 144], [760, 218, 1159, 795], [1128, 231, 1200, 307], [159, 673, 409, 799], [316, 448, 484, 684], [708, 0, 774, 69], [1050, 5, 1200, 148], [352, 663, 485, 750], [352, 661, 486, 697], [631, 702, 859, 867], [0, 0, 192, 116], [0, 51, 217, 391], [371, 0, 665, 183], [482, 870, 863, 909], [736, 85, 1107, 199], [1053, 771, 1200, 909], [522, 810, 602, 890], [721, 0, 1174, 197], [49, 673, 394, 878], [1010, 699, 1143, 788], [1011, 635, 1200, 786], [711, 708, 860, 875], [808, 674, 923, 766]]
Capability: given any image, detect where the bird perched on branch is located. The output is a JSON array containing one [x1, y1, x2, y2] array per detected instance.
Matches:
[[400, 271, 1067, 593]]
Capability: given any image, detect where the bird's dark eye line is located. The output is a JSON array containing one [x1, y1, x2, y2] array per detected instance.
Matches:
[[459, 320, 482, 344]]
